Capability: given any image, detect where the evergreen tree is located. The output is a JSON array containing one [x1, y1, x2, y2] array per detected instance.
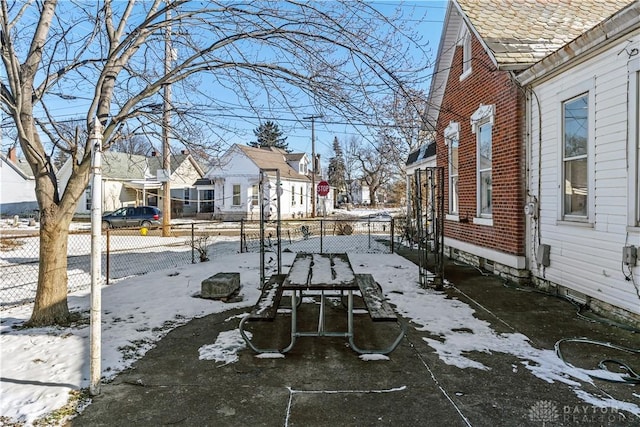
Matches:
[[250, 121, 289, 151], [327, 136, 347, 202]]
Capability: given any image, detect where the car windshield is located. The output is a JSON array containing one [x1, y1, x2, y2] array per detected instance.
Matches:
[[108, 208, 127, 217]]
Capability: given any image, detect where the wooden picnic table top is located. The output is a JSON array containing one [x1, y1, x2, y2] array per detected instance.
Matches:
[[282, 252, 358, 291]]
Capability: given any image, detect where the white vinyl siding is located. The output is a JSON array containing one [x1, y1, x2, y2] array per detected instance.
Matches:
[[526, 35, 639, 316]]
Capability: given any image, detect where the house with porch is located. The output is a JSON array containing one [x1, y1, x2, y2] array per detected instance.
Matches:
[[57, 150, 204, 217], [199, 144, 313, 220]]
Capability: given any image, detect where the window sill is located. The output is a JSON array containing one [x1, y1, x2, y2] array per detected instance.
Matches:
[[446, 214, 459, 221], [556, 220, 593, 228], [473, 217, 493, 227], [459, 67, 472, 82]]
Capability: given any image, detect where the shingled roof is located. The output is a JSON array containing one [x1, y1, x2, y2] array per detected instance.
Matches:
[[237, 145, 310, 181], [456, 0, 635, 69], [423, 0, 635, 130]]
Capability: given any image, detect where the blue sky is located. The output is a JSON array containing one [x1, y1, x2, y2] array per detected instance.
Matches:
[[1, 1, 447, 163], [256, 1, 448, 160]]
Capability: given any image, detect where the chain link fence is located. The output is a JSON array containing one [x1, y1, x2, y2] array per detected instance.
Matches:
[[1, 217, 401, 309], [240, 217, 396, 254]]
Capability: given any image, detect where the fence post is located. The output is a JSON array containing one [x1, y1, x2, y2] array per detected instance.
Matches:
[[240, 218, 244, 253], [191, 223, 195, 264], [320, 219, 323, 254], [390, 218, 395, 253], [106, 228, 110, 285]]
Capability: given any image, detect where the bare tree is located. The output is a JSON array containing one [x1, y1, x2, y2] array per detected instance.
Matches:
[[378, 88, 430, 180], [111, 133, 153, 156], [351, 137, 394, 207], [0, 0, 430, 325]]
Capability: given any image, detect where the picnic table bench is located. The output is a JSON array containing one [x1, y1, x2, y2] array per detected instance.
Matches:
[[355, 273, 398, 322], [239, 253, 405, 355]]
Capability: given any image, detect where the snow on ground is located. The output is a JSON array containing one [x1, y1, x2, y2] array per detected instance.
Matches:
[[1, 223, 639, 425]]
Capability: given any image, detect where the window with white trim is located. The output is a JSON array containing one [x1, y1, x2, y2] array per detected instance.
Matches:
[[300, 186, 304, 204], [445, 122, 459, 214], [636, 70, 640, 225], [477, 123, 492, 216], [232, 184, 241, 206], [85, 187, 91, 211], [562, 94, 588, 218], [471, 105, 494, 218], [633, 65, 640, 226], [291, 185, 296, 205], [459, 27, 472, 80], [184, 188, 190, 206], [251, 185, 259, 207]]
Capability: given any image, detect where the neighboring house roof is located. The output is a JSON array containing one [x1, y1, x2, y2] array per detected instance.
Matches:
[[101, 152, 149, 180], [456, 0, 634, 70], [424, 0, 634, 131], [236, 145, 310, 181], [285, 152, 306, 162], [147, 153, 205, 177], [0, 153, 35, 180], [94, 151, 204, 182], [406, 142, 437, 167]]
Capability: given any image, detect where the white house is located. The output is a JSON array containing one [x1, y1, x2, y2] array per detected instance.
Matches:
[[0, 147, 38, 216], [516, 1, 640, 325], [200, 144, 313, 220]]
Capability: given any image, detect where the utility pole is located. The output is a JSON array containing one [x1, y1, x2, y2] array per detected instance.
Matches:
[[303, 115, 322, 217], [89, 117, 103, 396], [162, 6, 172, 237]]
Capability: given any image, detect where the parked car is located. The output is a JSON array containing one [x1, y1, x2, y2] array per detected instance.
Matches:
[[101, 206, 162, 229]]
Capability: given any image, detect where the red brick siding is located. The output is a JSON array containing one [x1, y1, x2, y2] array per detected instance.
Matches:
[[437, 35, 526, 256]]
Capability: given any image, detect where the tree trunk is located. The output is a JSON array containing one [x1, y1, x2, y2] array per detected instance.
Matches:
[[28, 208, 71, 326]]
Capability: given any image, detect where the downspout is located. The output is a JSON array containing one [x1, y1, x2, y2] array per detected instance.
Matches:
[[529, 87, 544, 277]]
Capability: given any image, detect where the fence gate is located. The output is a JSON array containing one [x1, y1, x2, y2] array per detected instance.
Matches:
[[411, 167, 445, 289]]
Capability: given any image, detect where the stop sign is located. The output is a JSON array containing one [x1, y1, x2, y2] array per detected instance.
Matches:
[[317, 180, 330, 196]]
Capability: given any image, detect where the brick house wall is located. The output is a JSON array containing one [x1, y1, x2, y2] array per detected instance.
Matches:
[[436, 35, 526, 262]]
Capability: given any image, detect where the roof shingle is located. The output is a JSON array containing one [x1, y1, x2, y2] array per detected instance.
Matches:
[[457, 0, 635, 68]]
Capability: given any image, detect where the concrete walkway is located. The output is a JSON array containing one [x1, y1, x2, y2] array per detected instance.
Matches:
[[70, 252, 640, 427]]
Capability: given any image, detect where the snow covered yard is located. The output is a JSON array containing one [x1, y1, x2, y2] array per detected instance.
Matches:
[[1, 218, 639, 425]]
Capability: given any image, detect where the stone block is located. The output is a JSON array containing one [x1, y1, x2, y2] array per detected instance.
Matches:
[[201, 272, 240, 301]]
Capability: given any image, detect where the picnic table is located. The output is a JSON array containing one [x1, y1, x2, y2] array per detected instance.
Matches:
[[239, 252, 405, 355]]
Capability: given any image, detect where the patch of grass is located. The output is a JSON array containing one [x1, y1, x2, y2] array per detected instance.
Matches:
[[12, 311, 89, 331], [0, 237, 25, 251], [0, 415, 24, 426], [32, 389, 90, 426]]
